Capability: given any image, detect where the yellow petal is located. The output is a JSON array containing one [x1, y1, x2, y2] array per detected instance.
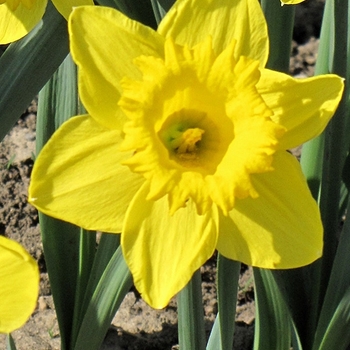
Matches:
[[258, 69, 344, 150], [0, 0, 46, 44], [281, 0, 304, 4], [69, 6, 164, 130], [158, 0, 268, 66], [52, 0, 93, 20], [0, 236, 39, 333], [122, 182, 218, 308], [217, 151, 323, 269], [29, 115, 144, 232]]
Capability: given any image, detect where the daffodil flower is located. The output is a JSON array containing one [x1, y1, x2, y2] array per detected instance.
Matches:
[[0, 0, 93, 44], [29, 0, 344, 308], [0, 236, 39, 333], [281, 0, 304, 4]]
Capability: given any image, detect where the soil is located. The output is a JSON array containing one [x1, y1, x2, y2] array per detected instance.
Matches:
[[0, 1, 323, 349]]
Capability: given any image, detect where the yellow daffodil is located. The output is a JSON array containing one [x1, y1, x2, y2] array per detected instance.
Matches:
[[0, 236, 39, 333], [0, 0, 93, 44], [281, 0, 304, 4], [29, 0, 343, 308]]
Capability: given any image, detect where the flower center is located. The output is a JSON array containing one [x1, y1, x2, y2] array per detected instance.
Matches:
[[120, 36, 284, 214], [158, 109, 232, 173], [170, 127, 204, 159]]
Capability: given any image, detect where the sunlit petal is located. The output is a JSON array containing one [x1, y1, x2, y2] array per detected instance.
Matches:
[[122, 182, 218, 308], [29, 115, 144, 232], [258, 69, 344, 149], [0, 0, 46, 44], [281, 0, 304, 4], [69, 6, 164, 130], [217, 151, 323, 268], [158, 0, 268, 65]]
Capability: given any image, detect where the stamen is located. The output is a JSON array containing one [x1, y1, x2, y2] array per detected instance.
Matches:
[[170, 128, 205, 158]]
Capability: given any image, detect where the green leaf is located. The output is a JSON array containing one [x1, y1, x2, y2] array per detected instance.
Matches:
[[253, 268, 292, 350], [38, 214, 80, 349], [73, 246, 133, 350], [77, 233, 121, 332], [71, 229, 97, 347], [96, 0, 157, 29], [178, 269, 206, 350], [0, 1, 69, 141], [150, 0, 166, 25], [207, 255, 240, 350], [6, 334, 16, 350], [300, 0, 334, 199], [318, 286, 350, 350], [316, 0, 349, 319], [150, 0, 175, 24], [260, 0, 295, 73], [313, 196, 350, 349], [277, 2, 341, 348], [36, 54, 81, 349]]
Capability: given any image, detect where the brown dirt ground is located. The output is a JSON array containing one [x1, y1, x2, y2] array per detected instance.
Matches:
[[0, 1, 323, 349]]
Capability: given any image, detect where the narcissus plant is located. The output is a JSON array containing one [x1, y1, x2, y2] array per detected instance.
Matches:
[[29, 0, 343, 308]]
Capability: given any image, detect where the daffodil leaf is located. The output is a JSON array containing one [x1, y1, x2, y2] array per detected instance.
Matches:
[[70, 229, 97, 344], [317, 286, 350, 350], [177, 269, 206, 350], [272, 266, 316, 349], [312, 197, 350, 349], [0, 1, 68, 141], [260, 0, 295, 73], [36, 54, 82, 348], [150, 0, 175, 24], [253, 268, 292, 349], [78, 233, 121, 326], [314, 0, 350, 337], [207, 255, 240, 349], [300, 0, 335, 199], [5, 334, 16, 350], [73, 246, 133, 350], [283, 0, 338, 345], [150, 0, 167, 24], [155, 0, 175, 11]]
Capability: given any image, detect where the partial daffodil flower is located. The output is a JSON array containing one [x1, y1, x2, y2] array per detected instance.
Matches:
[[281, 0, 304, 4], [29, 0, 344, 308], [0, 236, 39, 333], [0, 0, 93, 44]]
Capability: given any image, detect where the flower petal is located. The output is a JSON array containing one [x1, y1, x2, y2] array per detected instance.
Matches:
[[281, 0, 304, 4], [217, 151, 323, 269], [258, 69, 344, 150], [122, 182, 218, 308], [52, 0, 93, 20], [69, 6, 164, 130], [158, 0, 268, 65], [0, 0, 46, 44], [0, 236, 39, 333], [29, 115, 144, 232]]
